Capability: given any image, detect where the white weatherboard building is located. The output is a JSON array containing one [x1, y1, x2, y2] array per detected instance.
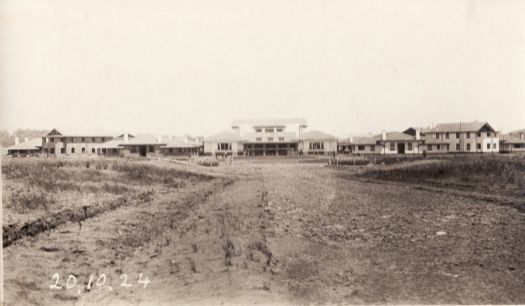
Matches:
[[203, 118, 338, 156]]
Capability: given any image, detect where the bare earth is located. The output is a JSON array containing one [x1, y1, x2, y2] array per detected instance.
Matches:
[[3, 160, 525, 305]]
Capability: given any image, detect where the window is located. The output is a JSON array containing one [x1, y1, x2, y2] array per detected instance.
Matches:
[[131, 147, 136, 153], [437, 144, 441, 150], [493, 143, 496, 149], [407, 143, 412, 151], [445, 133, 449, 139], [255, 128, 262, 133], [466, 132, 470, 139], [256, 137, 262, 142], [92, 148, 95, 153], [82, 147, 86, 154], [81, 137, 85, 142], [477, 133, 481, 138], [456, 133, 460, 139], [456, 144, 460, 150], [279, 137, 285, 142], [267, 137, 273, 141], [50, 138, 55, 143], [149, 146, 154, 152], [113, 149, 117, 153], [71, 147, 75, 154], [102, 148, 107, 154], [92, 137, 96, 142], [60, 148, 65, 154], [427, 145, 432, 151], [467, 143, 471, 150], [218, 143, 231, 150], [169, 148, 173, 153], [50, 148, 55, 154], [435, 133, 439, 139], [370, 145, 375, 151], [487, 132, 491, 137], [265, 128, 274, 133], [276, 128, 283, 132], [309, 142, 324, 150], [390, 143, 395, 151], [358, 145, 365, 151], [477, 144, 481, 150], [487, 143, 490, 149]]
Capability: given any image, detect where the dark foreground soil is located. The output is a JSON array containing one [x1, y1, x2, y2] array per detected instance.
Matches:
[[3, 160, 525, 305]]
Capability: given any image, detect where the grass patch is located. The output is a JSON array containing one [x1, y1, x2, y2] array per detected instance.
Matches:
[[358, 156, 525, 196]]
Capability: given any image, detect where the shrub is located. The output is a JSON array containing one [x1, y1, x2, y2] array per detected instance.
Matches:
[[8, 188, 52, 212]]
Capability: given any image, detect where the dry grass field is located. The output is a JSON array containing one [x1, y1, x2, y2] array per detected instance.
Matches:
[[2, 156, 524, 305]]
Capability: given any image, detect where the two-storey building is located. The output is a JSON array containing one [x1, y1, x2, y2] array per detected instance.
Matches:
[[42, 129, 114, 156], [419, 122, 499, 154]]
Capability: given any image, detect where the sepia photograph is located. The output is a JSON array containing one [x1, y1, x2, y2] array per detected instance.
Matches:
[[1, 0, 524, 305]]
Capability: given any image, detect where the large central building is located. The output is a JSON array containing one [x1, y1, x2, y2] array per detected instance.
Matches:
[[232, 118, 307, 156]]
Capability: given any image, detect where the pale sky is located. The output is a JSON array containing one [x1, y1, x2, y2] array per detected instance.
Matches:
[[1, 0, 524, 137]]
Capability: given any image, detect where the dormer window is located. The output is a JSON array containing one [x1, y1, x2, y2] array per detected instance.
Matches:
[[265, 128, 274, 133], [255, 128, 262, 133], [276, 128, 283, 132]]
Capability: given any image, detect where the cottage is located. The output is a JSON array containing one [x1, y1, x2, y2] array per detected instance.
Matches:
[[118, 135, 166, 157], [6, 137, 43, 156], [160, 136, 202, 156], [203, 131, 245, 156], [297, 130, 338, 155], [499, 129, 525, 153]]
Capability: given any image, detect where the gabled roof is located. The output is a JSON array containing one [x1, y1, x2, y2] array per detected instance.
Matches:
[[46, 128, 114, 137], [204, 131, 246, 142], [351, 136, 379, 145], [377, 132, 418, 142], [7, 138, 43, 151], [297, 130, 337, 141], [403, 127, 433, 135], [232, 118, 307, 127], [429, 122, 495, 133]]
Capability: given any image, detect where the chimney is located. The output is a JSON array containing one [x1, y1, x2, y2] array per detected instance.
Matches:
[[416, 130, 421, 141], [156, 135, 162, 143], [382, 130, 386, 141], [124, 133, 129, 143], [24, 137, 29, 143], [15, 136, 19, 145], [350, 136, 353, 143]]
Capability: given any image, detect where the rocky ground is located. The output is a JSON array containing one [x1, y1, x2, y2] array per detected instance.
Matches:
[[2, 159, 525, 305]]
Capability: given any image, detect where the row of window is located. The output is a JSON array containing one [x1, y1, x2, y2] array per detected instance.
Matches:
[[217, 143, 232, 151], [309, 142, 324, 150], [255, 137, 286, 142], [48, 137, 112, 143], [427, 143, 497, 151], [255, 127, 284, 133], [434, 132, 493, 140]]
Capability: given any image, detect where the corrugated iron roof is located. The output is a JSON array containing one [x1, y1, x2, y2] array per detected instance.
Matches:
[[6, 138, 43, 151], [204, 131, 246, 142], [297, 130, 337, 141], [429, 122, 494, 133]]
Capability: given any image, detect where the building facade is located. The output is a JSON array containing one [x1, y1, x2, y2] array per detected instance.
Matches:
[[231, 118, 307, 156], [417, 122, 499, 154], [297, 130, 338, 155], [42, 129, 114, 156]]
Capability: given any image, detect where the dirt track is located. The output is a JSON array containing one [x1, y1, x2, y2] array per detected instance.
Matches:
[[3, 160, 525, 305]]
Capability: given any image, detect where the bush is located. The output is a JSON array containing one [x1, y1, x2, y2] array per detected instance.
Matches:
[[8, 187, 52, 212]]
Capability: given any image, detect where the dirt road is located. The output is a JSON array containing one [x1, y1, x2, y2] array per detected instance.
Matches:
[[3, 161, 525, 304]]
